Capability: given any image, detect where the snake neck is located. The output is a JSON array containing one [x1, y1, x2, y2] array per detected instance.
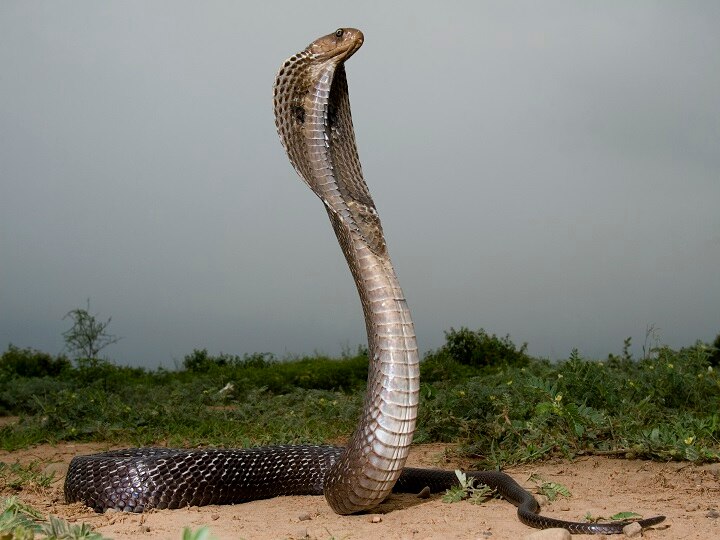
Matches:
[[323, 211, 420, 515], [306, 62, 419, 516]]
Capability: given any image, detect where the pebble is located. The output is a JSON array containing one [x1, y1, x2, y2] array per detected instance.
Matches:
[[536, 495, 550, 508], [622, 522, 642, 537], [522, 528, 571, 540], [371, 515, 382, 523], [211, 513, 220, 521], [298, 512, 312, 521], [295, 528, 309, 539]]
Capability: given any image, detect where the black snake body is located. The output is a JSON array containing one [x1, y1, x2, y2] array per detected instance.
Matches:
[[64, 28, 665, 535], [65, 445, 664, 534]]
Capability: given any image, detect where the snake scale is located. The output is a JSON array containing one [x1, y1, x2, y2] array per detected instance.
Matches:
[[64, 28, 665, 535]]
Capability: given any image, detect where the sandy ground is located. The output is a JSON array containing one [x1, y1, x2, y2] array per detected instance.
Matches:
[[1, 441, 718, 540]]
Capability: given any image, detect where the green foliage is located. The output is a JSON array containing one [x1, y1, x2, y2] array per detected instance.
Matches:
[[441, 470, 493, 504], [709, 333, 720, 367], [527, 473, 571, 501], [0, 334, 718, 467], [417, 341, 719, 466], [181, 526, 217, 540], [442, 327, 530, 367], [421, 328, 530, 382], [182, 349, 367, 393], [0, 339, 366, 450], [0, 346, 71, 379], [0, 461, 55, 491], [62, 300, 120, 367], [0, 497, 109, 540], [609, 512, 643, 521]]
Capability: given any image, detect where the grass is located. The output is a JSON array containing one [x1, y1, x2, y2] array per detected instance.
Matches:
[[0, 333, 717, 538], [0, 462, 55, 493], [0, 496, 217, 540], [0, 496, 109, 540], [0, 333, 718, 468]]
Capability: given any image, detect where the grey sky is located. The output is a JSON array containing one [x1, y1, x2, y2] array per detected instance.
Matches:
[[1, 1, 718, 368]]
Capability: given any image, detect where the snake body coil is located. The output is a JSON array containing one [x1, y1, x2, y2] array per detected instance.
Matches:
[[64, 28, 665, 534]]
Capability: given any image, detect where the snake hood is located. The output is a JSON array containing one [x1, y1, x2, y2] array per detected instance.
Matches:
[[273, 28, 386, 257]]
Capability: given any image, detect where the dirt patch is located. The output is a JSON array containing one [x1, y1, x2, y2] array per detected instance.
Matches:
[[1, 443, 718, 539], [0, 416, 19, 428]]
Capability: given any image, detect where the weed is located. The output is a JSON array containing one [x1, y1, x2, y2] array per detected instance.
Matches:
[[442, 470, 493, 504], [610, 512, 643, 520], [0, 497, 108, 540], [527, 474, 571, 501], [0, 462, 55, 492], [181, 526, 218, 540]]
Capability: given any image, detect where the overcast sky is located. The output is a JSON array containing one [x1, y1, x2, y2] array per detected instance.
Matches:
[[1, 1, 718, 368]]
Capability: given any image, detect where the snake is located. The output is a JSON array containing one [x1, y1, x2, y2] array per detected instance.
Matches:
[[64, 28, 666, 535]]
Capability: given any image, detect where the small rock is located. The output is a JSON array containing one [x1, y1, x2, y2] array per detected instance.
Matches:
[[211, 513, 220, 521], [536, 495, 550, 508], [370, 515, 382, 523], [416, 486, 431, 499], [523, 528, 571, 540], [298, 512, 312, 521], [685, 503, 701, 512], [294, 528, 309, 539], [706, 508, 720, 519], [622, 521, 642, 537], [137, 525, 151, 533], [559, 506, 571, 512]]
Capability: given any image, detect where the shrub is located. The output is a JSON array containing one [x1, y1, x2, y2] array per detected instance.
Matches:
[[182, 349, 276, 373], [421, 328, 531, 382], [709, 333, 720, 367], [443, 327, 529, 367], [0, 345, 71, 379]]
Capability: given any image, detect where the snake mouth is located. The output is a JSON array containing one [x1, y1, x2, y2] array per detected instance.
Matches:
[[310, 27, 364, 62]]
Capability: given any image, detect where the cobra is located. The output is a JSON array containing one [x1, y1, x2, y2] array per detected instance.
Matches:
[[64, 28, 665, 534]]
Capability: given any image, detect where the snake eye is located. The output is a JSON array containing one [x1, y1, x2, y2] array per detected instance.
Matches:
[[335, 29, 344, 38]]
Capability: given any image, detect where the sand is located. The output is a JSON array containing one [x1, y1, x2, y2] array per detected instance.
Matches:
[[1, 442, 718, 539]]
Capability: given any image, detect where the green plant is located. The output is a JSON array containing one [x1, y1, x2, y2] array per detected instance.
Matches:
[[62, 299, 120, 367], [0, 461, 56, 491], [1, 333, 718, 465], [527, 473, 571, 501], [182, 527, 217, 540], [441, 470, 493, 504], [709, 333, 720, 367], [421, 328, 530, 382], [0, 497, 109, 540], [0, 346, 71, 380], [38, 515, 106, 540]]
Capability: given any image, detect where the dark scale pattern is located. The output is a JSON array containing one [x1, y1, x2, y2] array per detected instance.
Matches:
[[65, 446, 341, 512], [65, 448, 665, 533]]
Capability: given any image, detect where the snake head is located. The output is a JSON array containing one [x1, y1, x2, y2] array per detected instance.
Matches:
[[308, 28, 364, 62]]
